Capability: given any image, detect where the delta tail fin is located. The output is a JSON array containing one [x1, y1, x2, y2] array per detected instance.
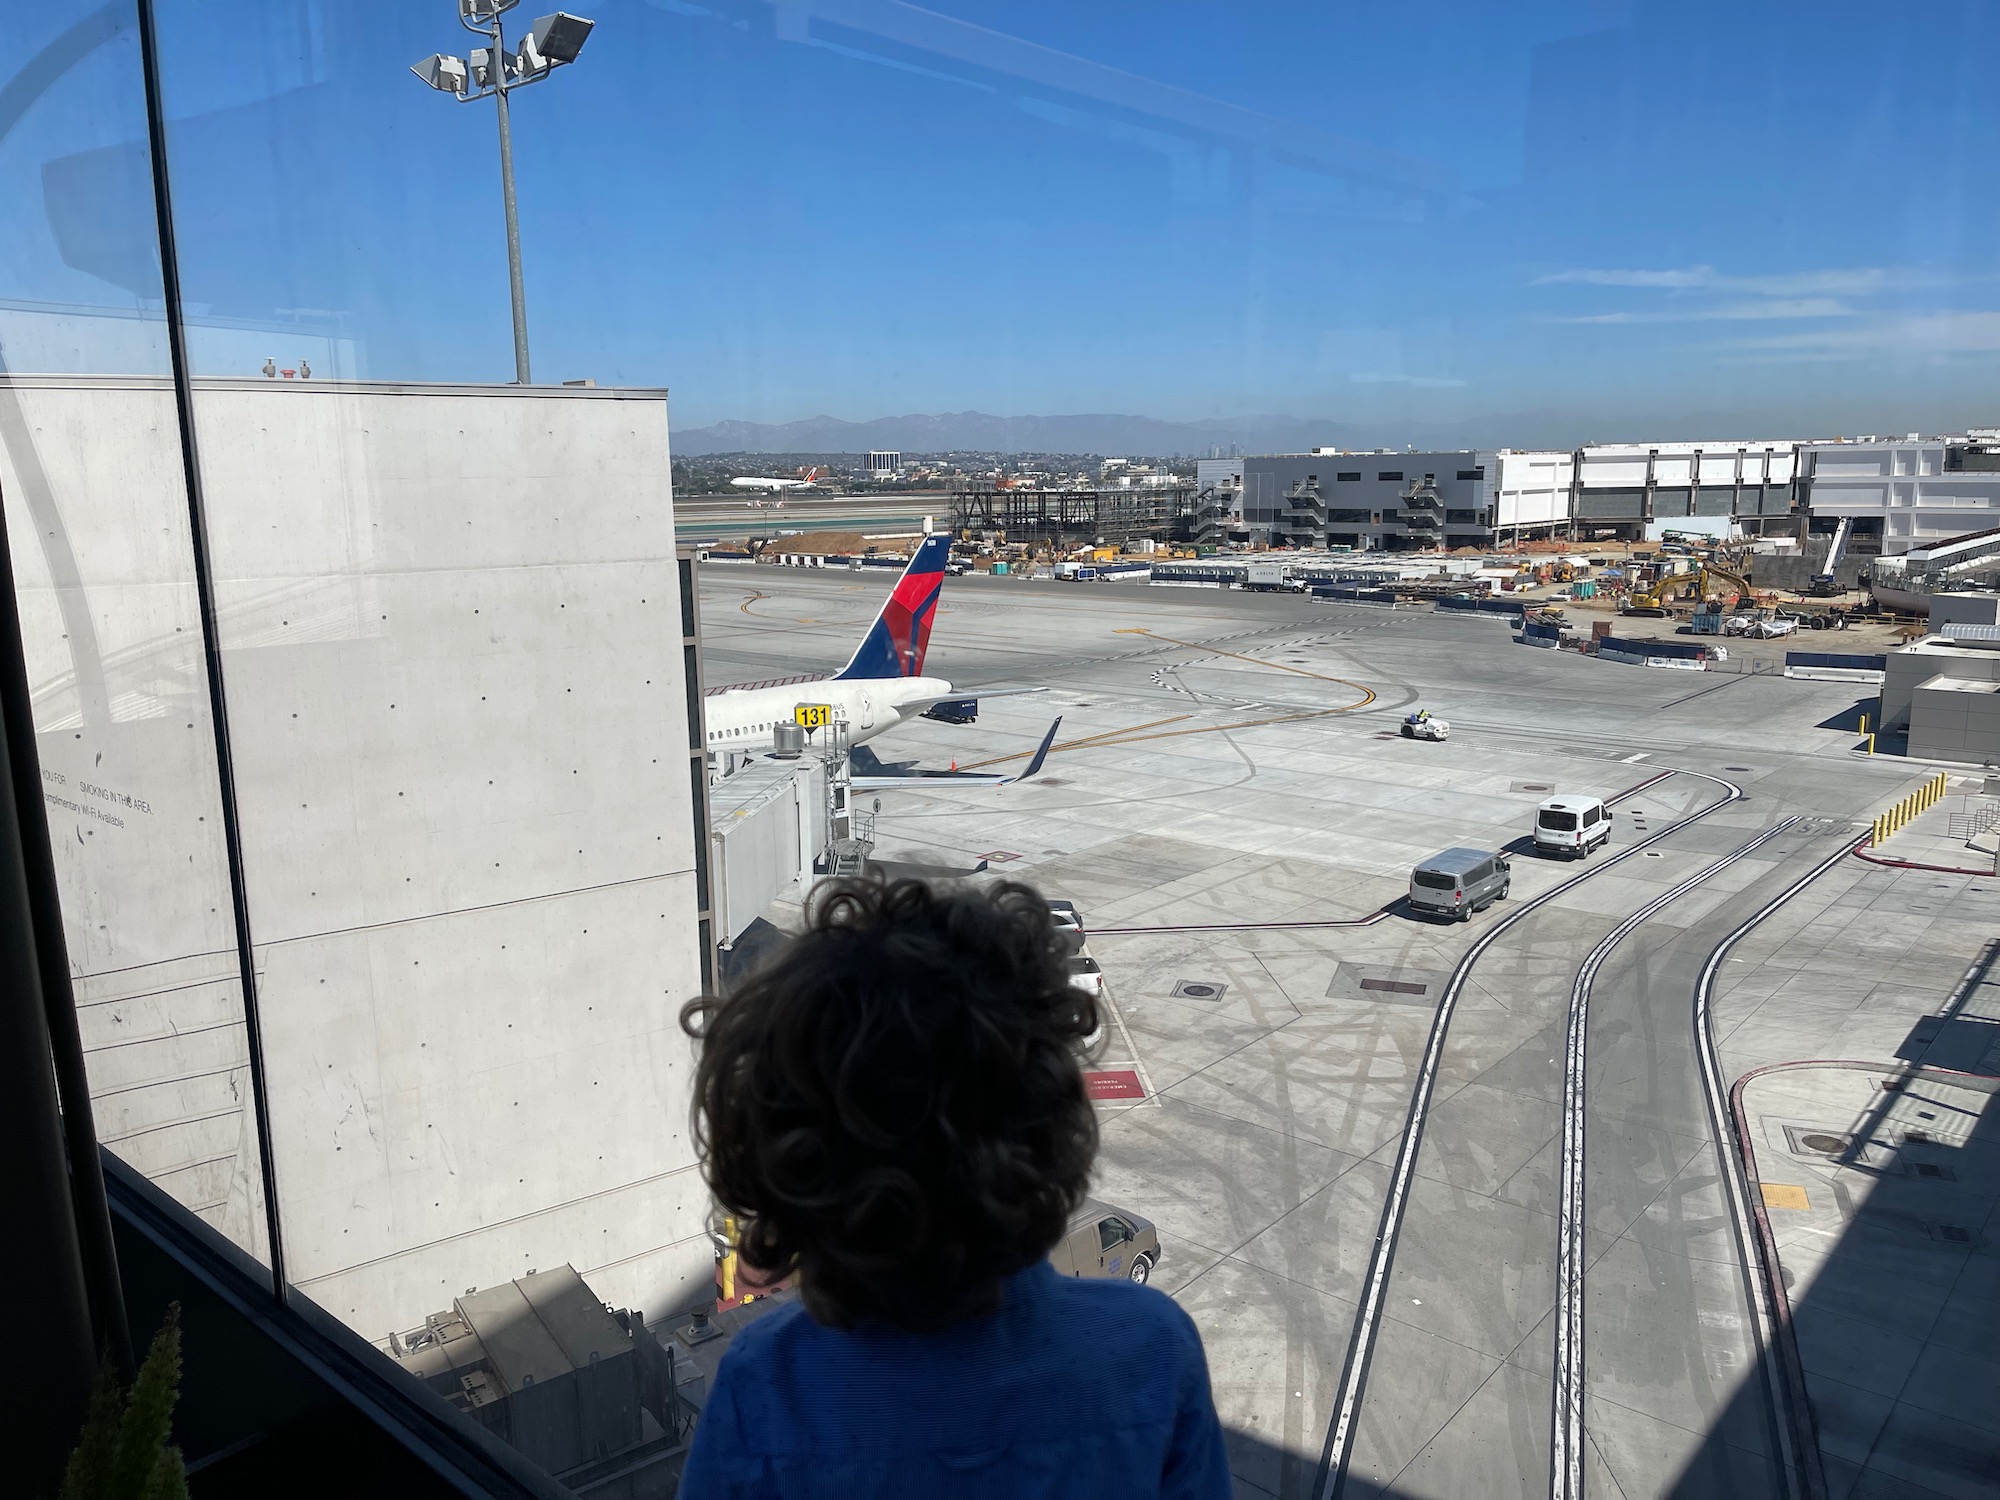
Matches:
[[833, 532, 952, 681]]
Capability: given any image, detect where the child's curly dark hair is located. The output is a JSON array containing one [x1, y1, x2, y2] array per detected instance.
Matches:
[[680, 877, 1100, 1333]]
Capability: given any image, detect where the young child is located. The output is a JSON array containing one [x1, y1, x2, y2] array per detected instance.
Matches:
[[676, 878, 1229, 1498]]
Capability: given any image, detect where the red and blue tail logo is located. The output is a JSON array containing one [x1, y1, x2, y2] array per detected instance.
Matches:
[[834, 533, 950, 680]]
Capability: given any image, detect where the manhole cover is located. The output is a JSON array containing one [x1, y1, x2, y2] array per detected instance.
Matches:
[[1725, 765, 1753, 772], [1172, 979, 1227, 1002], [1035, 778, 1068, 786], [976, 850, 1022, 863], [1928, 1223, 1973, 1244], [1798, 1132, 1849, 1154]]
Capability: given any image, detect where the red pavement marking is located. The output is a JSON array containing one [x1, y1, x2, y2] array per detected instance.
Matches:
[[1085, 1069, 1146, 1101]]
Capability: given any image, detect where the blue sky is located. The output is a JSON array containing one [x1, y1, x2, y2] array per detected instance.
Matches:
[[7, 0, 2000, 442]]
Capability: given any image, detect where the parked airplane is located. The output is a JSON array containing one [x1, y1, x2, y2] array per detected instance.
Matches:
[[703, 534, 1052, 786], [730, 466, 822, 494]]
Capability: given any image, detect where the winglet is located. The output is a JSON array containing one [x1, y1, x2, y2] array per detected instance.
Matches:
[[1004, 717, 1063, 784]]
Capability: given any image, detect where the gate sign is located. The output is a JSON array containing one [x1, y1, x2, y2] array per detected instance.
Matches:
[[793, 703, 833, 729]]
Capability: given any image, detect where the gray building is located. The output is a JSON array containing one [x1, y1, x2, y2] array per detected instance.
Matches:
[[1880, 619, 2000, 764], [1240, 451, 1493, 551]]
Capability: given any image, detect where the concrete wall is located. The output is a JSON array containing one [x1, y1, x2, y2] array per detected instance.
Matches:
[[1750, 536, 1870, 593], [1909, 678, 2000, 763], [1930, 595, 2000, 630], [1882, 642, 2000, 730], [1, 375, 710, 1338]]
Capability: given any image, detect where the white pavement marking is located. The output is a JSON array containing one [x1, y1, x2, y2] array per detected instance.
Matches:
[[1687, 838, 1863, 1500], [1093, 973, 1160, 1111], [1316, 766, 1738, 1500], [1550, 814, 1799, 1500]]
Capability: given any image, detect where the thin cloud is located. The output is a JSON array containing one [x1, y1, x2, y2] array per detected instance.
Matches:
[[1553, 298, 1858, 325], [1727, 311, 2000, 356], [1532, 264, 1944, 298], [1348, 372, 1468, 388]]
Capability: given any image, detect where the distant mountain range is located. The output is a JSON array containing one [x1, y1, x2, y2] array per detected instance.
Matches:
[[670, 408, 1810, 458]]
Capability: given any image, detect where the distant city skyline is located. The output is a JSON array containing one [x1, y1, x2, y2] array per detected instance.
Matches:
[[8, 0, 2000, 437]]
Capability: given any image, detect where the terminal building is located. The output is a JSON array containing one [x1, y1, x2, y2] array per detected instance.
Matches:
[[1238, 450, 1496, 552], [1570, 439, 1801, 540], [1797, 432, 2000, 558], [1234, 441, 1802, 551]]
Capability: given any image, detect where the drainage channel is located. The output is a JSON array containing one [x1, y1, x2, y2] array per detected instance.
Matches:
[[1687, 837, 1873, 1500], [1315, 766, 1743, 1500], [1549, 814, 1803, 1500]]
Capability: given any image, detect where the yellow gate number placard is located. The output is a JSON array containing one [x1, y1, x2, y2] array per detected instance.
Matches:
[[794, 703, 833, 729]]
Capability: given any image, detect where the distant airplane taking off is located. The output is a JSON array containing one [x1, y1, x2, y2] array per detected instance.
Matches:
[[730, 466, 822, 493], [703, 534, 1052, 787]]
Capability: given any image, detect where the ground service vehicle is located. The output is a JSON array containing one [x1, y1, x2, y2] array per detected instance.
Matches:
[[1408, 847, 1511, 920], [1048, 900, 1086, 954], [1402, 711, 1450, 741], [1050, 1199, 1162, 1284], [1534, 795, 1612, 858]]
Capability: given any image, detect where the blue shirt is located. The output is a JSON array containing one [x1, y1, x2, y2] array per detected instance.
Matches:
[[677, 1260, 1231, 1499]]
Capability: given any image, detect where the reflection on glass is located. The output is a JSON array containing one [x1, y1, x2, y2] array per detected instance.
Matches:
[[1, 3, 271, 1269]]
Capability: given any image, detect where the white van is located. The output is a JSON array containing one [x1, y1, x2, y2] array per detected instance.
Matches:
[[1535, 795, 1612, 858]]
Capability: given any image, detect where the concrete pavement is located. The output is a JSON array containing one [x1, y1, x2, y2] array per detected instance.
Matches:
[[697, 565, 1988, 1498]]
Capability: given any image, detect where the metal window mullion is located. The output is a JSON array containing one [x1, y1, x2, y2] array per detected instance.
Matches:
[[133, 0, 287, 1293]]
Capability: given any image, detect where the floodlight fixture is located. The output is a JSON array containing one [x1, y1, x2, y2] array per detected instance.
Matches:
[[525, 12, 594, 68], [414, 0, 597, 385], [411, 52, 469, 94]]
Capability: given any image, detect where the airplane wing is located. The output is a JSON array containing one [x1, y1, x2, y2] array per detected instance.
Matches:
[[849, 718, 1062, 790], [906, 685, 1048, 708], [910, 685, 1048, 723]]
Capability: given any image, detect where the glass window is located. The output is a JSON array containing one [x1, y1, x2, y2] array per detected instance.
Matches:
[[1378, 471, 1403, 482], [2, 0, 273, 1274], [1098, 1218, 1128, 1252], [1541, 810, 1579, 831], [1337, 472, 1361, 482]]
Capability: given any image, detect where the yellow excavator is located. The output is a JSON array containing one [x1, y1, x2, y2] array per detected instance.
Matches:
[[1620, 561, 1753, 617]]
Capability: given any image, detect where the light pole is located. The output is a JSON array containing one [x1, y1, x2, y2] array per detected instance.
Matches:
[[413, 2, 595, 384]]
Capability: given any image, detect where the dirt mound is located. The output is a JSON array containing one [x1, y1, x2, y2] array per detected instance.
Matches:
[[758, 531, 869, 555]]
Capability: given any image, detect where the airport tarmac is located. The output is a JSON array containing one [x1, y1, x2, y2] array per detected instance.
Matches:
[[698, 565, 1999, 1500]]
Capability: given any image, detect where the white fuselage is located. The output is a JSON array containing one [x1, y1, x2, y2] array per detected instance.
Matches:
[[703, 674, 953, 752], [729, 476, 816, 492]]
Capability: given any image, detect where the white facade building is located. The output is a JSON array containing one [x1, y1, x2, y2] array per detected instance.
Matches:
[[866, 449, 901, 479], [1488, 450, 1573, 540], [1799, 435, 2000, 557]]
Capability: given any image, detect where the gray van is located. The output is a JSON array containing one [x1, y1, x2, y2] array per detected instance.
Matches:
[[1050, 1198, 1162, 1284], [1408, 846, 1512, 922]]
